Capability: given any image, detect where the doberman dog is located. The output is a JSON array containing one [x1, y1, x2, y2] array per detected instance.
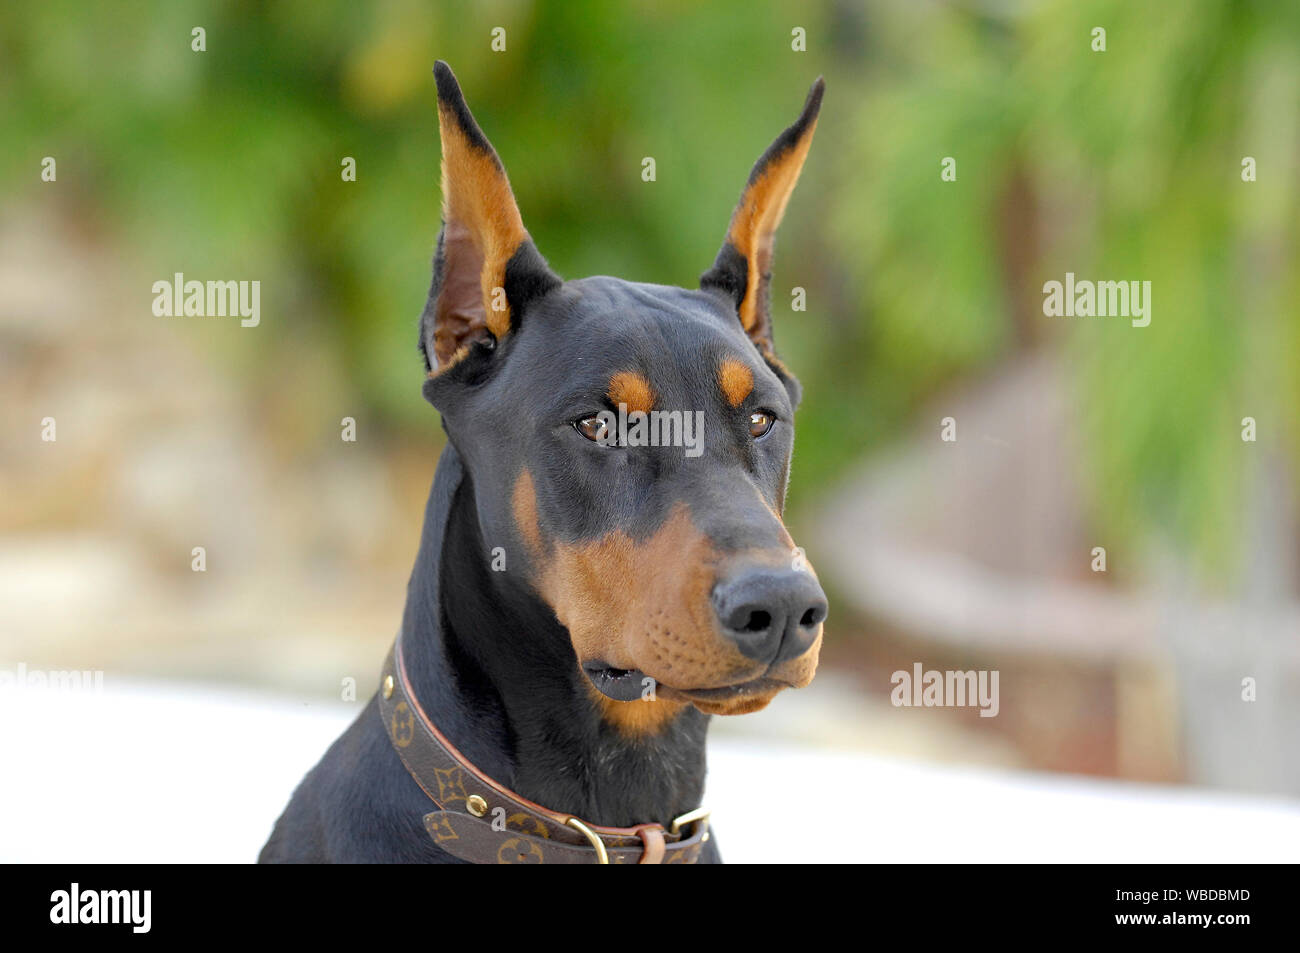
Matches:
[[260, 62, 826, 864]]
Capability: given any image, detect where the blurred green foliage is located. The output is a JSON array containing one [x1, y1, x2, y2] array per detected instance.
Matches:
[[1, 0, 1295, 586]]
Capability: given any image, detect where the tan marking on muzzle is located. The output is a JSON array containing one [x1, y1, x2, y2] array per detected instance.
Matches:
[[536, 504, 752, 686], [510, 473, 822, 726], [512, 469, 543, 555], [515, 470, 689, 736]]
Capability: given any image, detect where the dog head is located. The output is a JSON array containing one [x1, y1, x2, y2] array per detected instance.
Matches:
[[421, 62, 826, 723]]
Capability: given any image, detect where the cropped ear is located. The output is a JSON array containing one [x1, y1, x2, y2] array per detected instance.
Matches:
[[420, 61, 560, 375], [701, 78, 823, 359]]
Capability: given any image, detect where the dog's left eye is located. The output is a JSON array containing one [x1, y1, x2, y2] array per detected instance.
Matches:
[[748, 411, 775, 439]]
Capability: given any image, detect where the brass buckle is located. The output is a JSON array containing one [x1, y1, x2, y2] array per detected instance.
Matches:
[[670, 806, 711, 839], [565, 816, 610, 865]]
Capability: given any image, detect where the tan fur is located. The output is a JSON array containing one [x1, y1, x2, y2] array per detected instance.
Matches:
[[511, 470, 821, 724], [512, 469, 543, 554], [432, 101, 529, 369], [725, 118, 819, 338], [607, 371, 656, 414], [539, 504, 751, 688], [585, 685, 688, 737], [718, 357, 755, 408]]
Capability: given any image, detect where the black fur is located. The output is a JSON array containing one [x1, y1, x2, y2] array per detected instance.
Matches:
[[744, 77, 824, 190], [262, 70, 819, 865], [503, 241, 563, 334], [433, 60, 497, 159], [699, 241, 749, 317], [261, 277, 801, 862]]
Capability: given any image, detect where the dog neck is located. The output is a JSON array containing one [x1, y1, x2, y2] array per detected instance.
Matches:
[[396, 443, 711, 829]]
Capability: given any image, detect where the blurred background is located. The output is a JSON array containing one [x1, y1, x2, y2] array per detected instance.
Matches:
[[2, 0, 1299, 859]]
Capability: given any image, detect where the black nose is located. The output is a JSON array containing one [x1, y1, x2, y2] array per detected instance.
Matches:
[[712, 567, 827, 665]]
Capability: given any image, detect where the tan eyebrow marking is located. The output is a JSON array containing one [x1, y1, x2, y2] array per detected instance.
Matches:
[[718, 357, 754, 408], [607, 371, 656, 413]]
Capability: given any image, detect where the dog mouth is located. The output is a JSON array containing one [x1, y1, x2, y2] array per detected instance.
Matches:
[[582, 661, 790, 709], [669, 676, 793, 715], [581, 662, 650, 702], [670, 677, 790, 703]]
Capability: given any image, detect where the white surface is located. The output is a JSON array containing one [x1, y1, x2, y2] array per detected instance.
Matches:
[[2, 681, 1298, 863]]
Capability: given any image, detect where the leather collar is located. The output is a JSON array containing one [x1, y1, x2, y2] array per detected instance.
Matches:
[[378, 632, 711, 864]]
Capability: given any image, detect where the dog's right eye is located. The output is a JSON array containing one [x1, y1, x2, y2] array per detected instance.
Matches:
[[748, 410, 776, 439], [575, 415, 610, 443]]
